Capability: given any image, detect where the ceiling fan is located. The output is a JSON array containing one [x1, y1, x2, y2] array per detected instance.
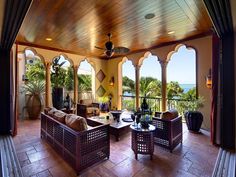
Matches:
[[95, 33, 130, 58]]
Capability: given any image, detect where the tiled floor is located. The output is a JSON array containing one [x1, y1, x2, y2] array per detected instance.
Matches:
[[13, 119, 218, 177]]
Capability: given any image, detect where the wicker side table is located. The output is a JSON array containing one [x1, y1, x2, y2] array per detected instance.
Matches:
[[130, 124, 156, 160]]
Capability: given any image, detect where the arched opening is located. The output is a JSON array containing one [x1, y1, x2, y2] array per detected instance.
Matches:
[[51, 55, 74, 109], [121, 60, 135, 110], [167, 45, 196, 112], [139, 53, 161, 112], [19, 48, 45, 119], [77, 59, 95, 101]]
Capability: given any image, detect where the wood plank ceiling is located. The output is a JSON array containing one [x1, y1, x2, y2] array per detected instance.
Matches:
[[16, 0, 213, 59]]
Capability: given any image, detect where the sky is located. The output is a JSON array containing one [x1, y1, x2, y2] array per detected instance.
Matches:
[[122, 45, 196, 84]]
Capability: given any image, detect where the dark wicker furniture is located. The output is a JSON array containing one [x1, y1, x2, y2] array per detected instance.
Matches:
[[77, 102, 100, 118], [152, 116, 182, 152], [130, 124, 156, 160], [41, 113, 110, 174]]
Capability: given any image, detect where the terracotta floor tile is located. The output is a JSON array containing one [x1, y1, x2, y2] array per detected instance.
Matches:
[[14, 119, 218, 177], [37, 170, 52, 177], [111, 158, 145, 177]]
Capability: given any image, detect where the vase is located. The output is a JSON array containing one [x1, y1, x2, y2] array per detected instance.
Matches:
[[185, 111, 203, 132]]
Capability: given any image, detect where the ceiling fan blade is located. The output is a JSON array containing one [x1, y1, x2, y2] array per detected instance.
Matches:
[[95, 46, 104, 50], [113, 47, 130, 54]]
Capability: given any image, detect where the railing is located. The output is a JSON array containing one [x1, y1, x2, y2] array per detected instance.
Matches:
[[121, 95, 192, 115], [121, 95, 161, 112]]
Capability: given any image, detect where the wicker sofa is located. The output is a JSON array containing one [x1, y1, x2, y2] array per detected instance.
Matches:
[[41, 112, 110, 174], [152, 110, 183, 152]]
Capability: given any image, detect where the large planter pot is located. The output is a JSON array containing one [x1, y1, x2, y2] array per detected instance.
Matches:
[[185, 111, 203, 132], [52, 87, 64, 109], [26, 94, 43, 119]]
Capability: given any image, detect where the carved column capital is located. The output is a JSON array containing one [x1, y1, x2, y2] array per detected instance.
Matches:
[[159, 60, 168, 68], [45, 62, 52, 69], [73, 65, 79, 72]]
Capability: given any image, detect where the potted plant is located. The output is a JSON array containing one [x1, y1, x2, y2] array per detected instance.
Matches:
[[51, 56, 66, 109], [178, 97, 204, 132], [98, 96, 109, 112], [23, 80, 45, 119]]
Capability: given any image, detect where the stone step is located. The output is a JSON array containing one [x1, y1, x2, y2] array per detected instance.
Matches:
[[212, 148, 236, 177], [0, 135, 23, 177]]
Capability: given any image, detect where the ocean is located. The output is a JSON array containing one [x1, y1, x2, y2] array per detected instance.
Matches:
[[123, 84, 195, 96], [180, 84, 195, 93]]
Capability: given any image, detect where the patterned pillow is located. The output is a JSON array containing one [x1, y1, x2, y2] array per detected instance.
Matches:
[[53, 110, 67, 123], [65, 114, 88, 131], [47, 107, 57, 117]]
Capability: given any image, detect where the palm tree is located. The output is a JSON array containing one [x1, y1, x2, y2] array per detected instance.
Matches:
[[78, 74, 92, 91]]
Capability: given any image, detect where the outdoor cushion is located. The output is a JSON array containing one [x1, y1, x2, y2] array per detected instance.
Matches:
[[161, 109, 179, 120], [44, 107, 52, 114], [47, 107, 57, 117], [53, 110, 67, 123], [65, 114, 88, 131]]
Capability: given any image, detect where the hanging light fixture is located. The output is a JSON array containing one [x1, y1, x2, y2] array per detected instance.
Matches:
[[206, 69, 212, 89]]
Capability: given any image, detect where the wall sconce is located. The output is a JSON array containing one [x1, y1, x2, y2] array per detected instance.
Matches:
[[206, 69, 212, 89], [109, 76, 115, 86], [22, 74, 29, 82]]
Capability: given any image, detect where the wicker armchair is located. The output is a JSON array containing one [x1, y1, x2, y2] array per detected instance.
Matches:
[[152, 111, 183, 152], [77, 99, 100, 118]]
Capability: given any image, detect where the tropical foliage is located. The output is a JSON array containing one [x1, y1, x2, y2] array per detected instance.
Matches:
[[51, 56, 67, 88], [25, 59, 45, 82], [23, 80, 45, 95], [78, 74, 92, 91], [64, 67, 74, 91]]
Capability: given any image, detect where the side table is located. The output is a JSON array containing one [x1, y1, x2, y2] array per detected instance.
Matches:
[[130, 124, 156, 160]]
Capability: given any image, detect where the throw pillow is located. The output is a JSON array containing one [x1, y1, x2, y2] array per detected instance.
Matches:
[[65, 114, 88, 131]]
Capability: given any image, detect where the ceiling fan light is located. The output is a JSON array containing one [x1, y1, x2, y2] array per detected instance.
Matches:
[[105, 50, 114, 57]]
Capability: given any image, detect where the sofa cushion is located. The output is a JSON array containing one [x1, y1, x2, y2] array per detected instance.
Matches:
[[47, 107, 57, 117], [86, 107, 100, 115], [44, 107, 53, 114], [80, 99, 93, 106], [161, 109, 178, 120], [65, 114, 88, 131], [53, 110, 67, 123]]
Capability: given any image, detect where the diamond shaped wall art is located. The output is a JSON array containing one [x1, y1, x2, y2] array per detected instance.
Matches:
[[96, 69, 106, 83], [96, 85, 106, 97]]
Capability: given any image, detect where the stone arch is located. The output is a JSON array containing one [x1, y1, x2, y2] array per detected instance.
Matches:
[[117, 56, 135, 110], [167, 44, 196, 62], [77, 58, 96, 100], [23, 47, 46, 65], [54, 53, 74, 67], [137, 51, 153, 67], [166, 44, 197, 98]]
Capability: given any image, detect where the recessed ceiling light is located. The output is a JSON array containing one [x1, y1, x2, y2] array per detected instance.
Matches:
[[168, 31, 175, 35], [45, 38, 52, 41], [145, 13, 155, 19]]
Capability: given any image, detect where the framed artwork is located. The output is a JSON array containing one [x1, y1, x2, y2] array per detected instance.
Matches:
[[96, 69, 106, 83], [96, 85, 106, 97]]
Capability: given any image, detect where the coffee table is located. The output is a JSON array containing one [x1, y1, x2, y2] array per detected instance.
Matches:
[[87, 112, 133, 141]]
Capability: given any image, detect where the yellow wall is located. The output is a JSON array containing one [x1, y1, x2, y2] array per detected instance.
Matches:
[[106, 35, 213, 130]]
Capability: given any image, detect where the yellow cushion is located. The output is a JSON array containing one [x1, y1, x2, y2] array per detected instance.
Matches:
[[65, 114, 88, 131], [161, 109, 178, 120]]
